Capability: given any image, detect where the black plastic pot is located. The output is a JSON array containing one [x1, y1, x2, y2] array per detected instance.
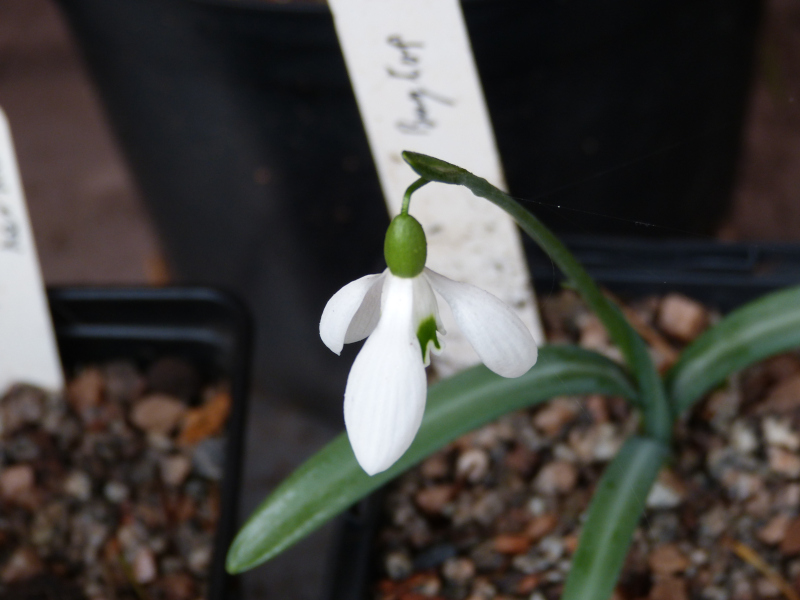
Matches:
[[325, 239, 800, 600], [55, 0, 762, 417], [47, 286, 252, 600], [525, 236, 800, 311]]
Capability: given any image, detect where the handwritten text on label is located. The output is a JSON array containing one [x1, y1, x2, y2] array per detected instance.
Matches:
[[387, 35, 455, 135], [0, 157, 19, 252]]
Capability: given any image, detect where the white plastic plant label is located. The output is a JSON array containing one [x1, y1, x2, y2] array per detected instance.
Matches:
[[329, 0, 544, 376], [0, 107, 64, 394]]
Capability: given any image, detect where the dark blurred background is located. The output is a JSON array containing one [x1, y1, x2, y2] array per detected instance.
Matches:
[[0, 1, 798, 598], [0, 1, 798, 290]]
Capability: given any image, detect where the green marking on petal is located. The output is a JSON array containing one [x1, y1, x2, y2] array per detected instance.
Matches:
[[417, 315, 440, 363]]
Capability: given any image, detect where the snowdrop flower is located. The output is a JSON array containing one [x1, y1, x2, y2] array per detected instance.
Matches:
[[320, 211, 537, 475]]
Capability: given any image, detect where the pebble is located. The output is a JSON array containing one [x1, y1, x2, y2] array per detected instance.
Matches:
[[757, 513, 792, 545], [30, 502, 67, 547], [67, 367, 105, 412], [0, 385, 45, 436], [533, 461, 577, 495], [154, 571, 195, 600], [160, 454, 193, 486], [646, 480, 684, 510], [759, 373, 800, 413], [147, 431, 175, 452], [0, 464, 34, 502], [187, 544, 212, 575], [510, 553, 550, 575], [420, 453, 450, 480], [730, 420, 758, 455], [385, 551, 413, 580], [470, 541, 506, 571], [701, 586, 728, 600], [657, 293, 708, 342], [1, 547, 43, 583], [650, 575, 689, 600], [525, 513, 558, 542], [699, 506, 729, 539], [503, 445, 538, 475], [689, 549, 709, 565], [63, 470, 93, 501], [149, 535, 169, 554], [160, 556, 185, 575], [133, 547, 158, 584], [755, 577, 781, 598], [533, 397, 580, 437], [493, 534, 530, 555], [55, 416, 82, 449], [780, 516, 800, 555], [792, 559, 800, 580], [514, 573, 541, 594], [648, 543, 689, 575], [130, 394, 187, 434], [191, 437, 226, 481], [6, 436, 40, 462], [721, 470, 762, 501], [745, 488, 772, 518], [441, 557, 475, 584], [768, 446, 800, 478], [471, 422, 513, 449], [415, 484, 455, 514], [456, 448, 490, 483], [178, 391, 231, 445], [103, 361, 145, 403], [413, 543, 456, 570], [585, 395, 609, 423], [407, 572, 441, 596], [774, 483, 800, 508], [539, 536, 565, 563], [730, 573, 754, 600], [553, 442, 578, 463], [762, 416, 800, 451], [103, 481, 130, 503], [577, 314, 609, 350], [468, 490, 505, 525], [569, 423, 622, 463], [703, 389, 742, 430]]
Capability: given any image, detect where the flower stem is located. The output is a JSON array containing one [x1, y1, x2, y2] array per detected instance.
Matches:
[[402, 177, 429, 215], [401, 151, 672, 445]]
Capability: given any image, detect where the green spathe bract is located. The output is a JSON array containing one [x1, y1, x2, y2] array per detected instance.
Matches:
[[384, 213, 427, 278]]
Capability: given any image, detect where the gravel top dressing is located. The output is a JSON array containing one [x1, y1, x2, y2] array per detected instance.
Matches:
[[373, 291, 800, 600], [0, 357, 231, 600]]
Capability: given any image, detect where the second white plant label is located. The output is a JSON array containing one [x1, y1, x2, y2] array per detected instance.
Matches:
[[0, 108, 64, 394]]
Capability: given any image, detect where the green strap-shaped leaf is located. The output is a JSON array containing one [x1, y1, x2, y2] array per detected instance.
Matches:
[[227, 345, 637, 574], [401, 151, 671, 445], [562, 436, 670, 600], [667, 285, 800, 417]]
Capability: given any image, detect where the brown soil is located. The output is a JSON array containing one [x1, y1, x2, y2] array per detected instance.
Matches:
[[374, 291, 800, 600]]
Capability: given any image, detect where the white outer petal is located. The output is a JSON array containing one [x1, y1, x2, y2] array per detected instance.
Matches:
[[320, 273, 385, 354], [425, 268, 537, 378], [344, 274, 427, 475]]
